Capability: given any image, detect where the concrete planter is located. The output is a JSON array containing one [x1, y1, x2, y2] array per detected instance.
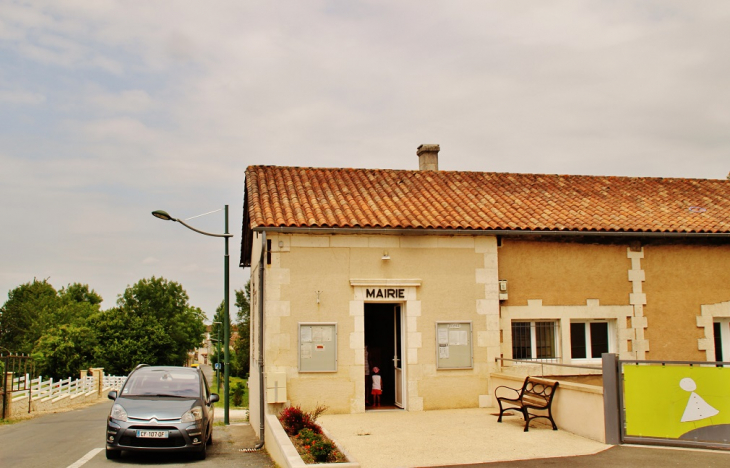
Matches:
[[265, 413, 360, 468]]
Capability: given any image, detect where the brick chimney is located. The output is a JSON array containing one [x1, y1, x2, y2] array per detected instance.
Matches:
[[417, 144, 440, 171]]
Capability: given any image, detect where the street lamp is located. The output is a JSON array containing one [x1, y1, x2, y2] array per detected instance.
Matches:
[[212, 321, 222, 394], [151, 206, 233, 425]]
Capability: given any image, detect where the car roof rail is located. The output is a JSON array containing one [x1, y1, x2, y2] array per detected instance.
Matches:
[[133, 363, 150, 371]]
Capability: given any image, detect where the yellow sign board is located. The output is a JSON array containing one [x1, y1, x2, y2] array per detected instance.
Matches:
[[624, 365, 730, 442]]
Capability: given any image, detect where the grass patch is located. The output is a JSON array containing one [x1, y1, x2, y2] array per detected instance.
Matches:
[[211, 374, 248, 409]]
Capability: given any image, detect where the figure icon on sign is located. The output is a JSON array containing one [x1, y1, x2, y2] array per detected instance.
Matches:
[[680, 377, 719, 423]]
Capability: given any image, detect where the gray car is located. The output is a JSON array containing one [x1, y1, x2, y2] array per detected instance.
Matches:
[[105, 364, 219, 460]]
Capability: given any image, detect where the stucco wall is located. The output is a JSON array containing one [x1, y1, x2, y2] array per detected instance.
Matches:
[[497, 239, 641, 361], [497, 239, 631, 307], [255, 233, 500, 415], [642, 244, 730, 360], [497, 238, 730, 363]]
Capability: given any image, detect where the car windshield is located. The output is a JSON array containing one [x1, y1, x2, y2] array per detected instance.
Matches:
[[121, 369, 200, 398]]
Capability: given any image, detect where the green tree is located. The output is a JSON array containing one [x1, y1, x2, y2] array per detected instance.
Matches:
[[33, 324, 98, 379], [210, 301, 228, 367], [55, 283, 104, 326], [92, 277, 206, 375], [91, 309, 177, 375], [209, 282, 250, 377], [0, 279, 60, 354], [1, 279, 103, 377], [59, 283, 102, 306], [232, 281, 251, 378], [1, 280, 102, 357]]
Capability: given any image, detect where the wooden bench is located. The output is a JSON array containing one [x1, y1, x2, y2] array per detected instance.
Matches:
[[495, 376, 559, 432]]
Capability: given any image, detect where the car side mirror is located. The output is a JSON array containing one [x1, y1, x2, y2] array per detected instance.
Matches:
[[209, 393, 220, 404], [108, 390, 118, 400]]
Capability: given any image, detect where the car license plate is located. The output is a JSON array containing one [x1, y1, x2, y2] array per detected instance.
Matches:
[[136, 430, 169, 438]]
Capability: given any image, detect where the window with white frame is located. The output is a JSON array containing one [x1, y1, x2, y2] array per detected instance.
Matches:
[[570, 321, 611, 360], [511, 321, 557, 360], [714, 319, 730, 362]]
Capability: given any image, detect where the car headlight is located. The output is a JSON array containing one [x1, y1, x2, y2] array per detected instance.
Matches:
[[181, 406, 203, 423], [110, 404, 128, 422]]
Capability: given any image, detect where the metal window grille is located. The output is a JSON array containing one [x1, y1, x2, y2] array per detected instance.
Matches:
[[511, 322, 532, 359], [535, 322, 556, 359], [511, 322, 557, 360]]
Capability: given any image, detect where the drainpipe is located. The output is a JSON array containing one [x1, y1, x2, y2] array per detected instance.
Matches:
[[254, 231, 266, 450]]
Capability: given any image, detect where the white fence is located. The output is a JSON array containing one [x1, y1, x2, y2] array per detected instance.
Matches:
[[104, 375, 127, 390], [10, 373, 126, 403], [2, 367, 127, 420]]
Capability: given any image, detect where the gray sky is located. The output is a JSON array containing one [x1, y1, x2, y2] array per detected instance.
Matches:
[[2, 1, 729, 321]]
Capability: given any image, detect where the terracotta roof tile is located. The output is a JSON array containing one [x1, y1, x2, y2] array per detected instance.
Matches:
[[244, 166, 730, 234]]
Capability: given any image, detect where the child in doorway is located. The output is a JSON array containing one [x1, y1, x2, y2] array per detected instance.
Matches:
[[371, 367, 382, 407]]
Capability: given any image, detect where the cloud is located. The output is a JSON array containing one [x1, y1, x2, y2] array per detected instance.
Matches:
[[0, 90, 46, 104], [1, 1, 729, 318], [142, 257, 159, 265], [67, 117, 162, 143], [85, 88, 155, 114]]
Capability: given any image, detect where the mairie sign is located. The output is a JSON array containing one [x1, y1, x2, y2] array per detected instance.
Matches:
[[365, 288, 405, 299]]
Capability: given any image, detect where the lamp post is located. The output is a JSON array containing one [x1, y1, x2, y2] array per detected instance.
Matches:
[[152, 206, 233, 425]]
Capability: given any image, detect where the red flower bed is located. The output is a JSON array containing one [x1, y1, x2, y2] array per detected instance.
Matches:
[[278, 405, 347, 464]]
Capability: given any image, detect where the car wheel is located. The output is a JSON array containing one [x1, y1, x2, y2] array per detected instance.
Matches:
[[207, 427, 213, 445], [106, 448, 121, 459], [195, 441, 207, 460]]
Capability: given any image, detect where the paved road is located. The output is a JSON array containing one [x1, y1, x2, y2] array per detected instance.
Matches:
[[0, 400, 111, 468], [200, 364, 214, 384], [0, 400, 273, 468]]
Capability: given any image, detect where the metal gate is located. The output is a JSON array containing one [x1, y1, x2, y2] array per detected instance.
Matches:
[[617, 359, 730, 450], [1, 354, 35, 419]]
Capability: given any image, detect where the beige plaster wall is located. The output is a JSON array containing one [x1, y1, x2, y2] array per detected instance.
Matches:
[[497, 240, 631, 306], [256, 233, 500, 415], [420, 374, 488, 410], [642, 244, 730, 361]]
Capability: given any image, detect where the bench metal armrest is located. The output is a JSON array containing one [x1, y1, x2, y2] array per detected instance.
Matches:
[[494, 385, 521, 399]]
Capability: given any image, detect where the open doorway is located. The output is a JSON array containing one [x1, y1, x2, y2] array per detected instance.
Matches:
[[364, 303, 403, 410]]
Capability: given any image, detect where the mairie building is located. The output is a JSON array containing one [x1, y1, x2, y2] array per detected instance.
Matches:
[[239, 144, 730, 440]]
